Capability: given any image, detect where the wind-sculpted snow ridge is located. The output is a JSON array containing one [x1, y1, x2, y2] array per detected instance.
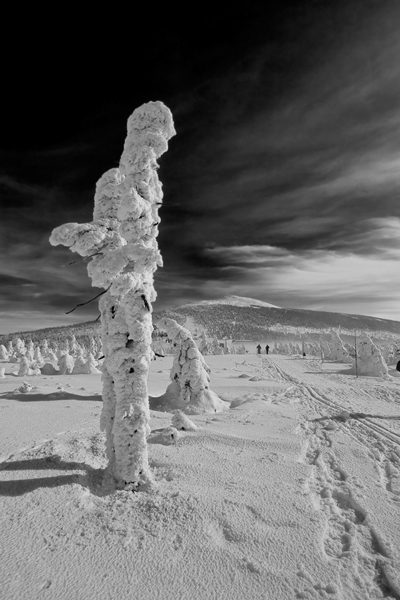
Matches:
[[151, 318, 229, 414], [50, 101, 176, 490]]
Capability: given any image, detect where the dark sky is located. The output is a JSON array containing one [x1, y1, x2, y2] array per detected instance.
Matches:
[[1, 1, 400, 333]]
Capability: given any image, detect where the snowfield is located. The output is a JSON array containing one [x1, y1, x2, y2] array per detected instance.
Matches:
[[1, 354, 400, 600]]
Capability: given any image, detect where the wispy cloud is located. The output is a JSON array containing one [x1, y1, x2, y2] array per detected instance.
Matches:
[[204, 217, 400, 320]]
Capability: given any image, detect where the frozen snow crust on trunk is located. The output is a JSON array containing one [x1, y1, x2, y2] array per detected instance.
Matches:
[[152, 318, 229, 414], [50, 101, 176, 489]]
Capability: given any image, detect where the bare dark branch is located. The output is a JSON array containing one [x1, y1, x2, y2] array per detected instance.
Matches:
[[65, 286, 111, 314], [66, 252, 102, 266]]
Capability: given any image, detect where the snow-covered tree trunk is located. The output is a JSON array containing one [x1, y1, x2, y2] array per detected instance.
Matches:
[[50, 101, 175, 489]]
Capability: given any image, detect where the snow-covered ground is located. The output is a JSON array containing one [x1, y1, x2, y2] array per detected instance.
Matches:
[[1, 354, 400, 600]]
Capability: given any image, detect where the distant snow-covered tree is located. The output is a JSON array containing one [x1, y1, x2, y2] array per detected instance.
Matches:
[[13, 338, 25, 357], [0, 345, 9, 361], [350, 335, 389, 377], [327, 331, 351, 363], [58, 353, 75, 374]]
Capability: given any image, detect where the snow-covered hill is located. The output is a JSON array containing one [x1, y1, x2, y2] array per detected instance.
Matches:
[[179, 295, 280, 309], [2, 296, 400, 344], [156, 298, 400, 342]]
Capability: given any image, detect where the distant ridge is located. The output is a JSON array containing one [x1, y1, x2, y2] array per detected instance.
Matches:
[[1, 297, 400, 342], [179, 296, 280, 309], [155, 297, 400, 341]]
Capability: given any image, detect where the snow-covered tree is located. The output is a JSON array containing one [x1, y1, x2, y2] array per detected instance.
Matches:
[[0, 345, 9, 361], [198, 331, 209, 355], [45, 349, 58, 363], [327, 331, 351, 363], [72, 353, 101, 374], [72, 352, 86, 372], [33, 346, 44, 367], [89, 337, 98, 357], [13, 338, 25, 357], [50, 101, 175, 490], [58, 353, 75, 374], [156, 318, 229, 414], [40, 339, 49, 355], [17, 356, 31, 376], [350, 335, 389, 377]]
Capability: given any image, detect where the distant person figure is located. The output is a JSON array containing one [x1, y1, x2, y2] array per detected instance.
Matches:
[[396, 360, 400, 372], [256, 344, 261, 354], [303, 352, 306, 358], [265, 345, 270, 355]]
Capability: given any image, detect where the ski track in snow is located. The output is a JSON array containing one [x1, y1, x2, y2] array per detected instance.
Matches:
[[1, 355, 400, 599], [265, 355, 400, 599]]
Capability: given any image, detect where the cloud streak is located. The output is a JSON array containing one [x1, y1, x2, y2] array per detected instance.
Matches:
[[2, 2, 400, 330], [203, 217, 400, 320]]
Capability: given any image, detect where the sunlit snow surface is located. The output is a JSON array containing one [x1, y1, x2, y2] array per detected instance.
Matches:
[[1, 354, 400, 599]]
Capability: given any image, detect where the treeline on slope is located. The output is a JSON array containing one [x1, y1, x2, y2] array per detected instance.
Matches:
[[156, 305, 400, 339], [0, 320, 101, 346], [3, 303, 400, 347]]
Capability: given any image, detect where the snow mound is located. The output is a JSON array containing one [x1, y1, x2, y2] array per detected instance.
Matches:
[[150, 381, 229, 415], [171, 410, 198, 431], [149, 427, 180, 445], [40, 363, 59, 375]]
